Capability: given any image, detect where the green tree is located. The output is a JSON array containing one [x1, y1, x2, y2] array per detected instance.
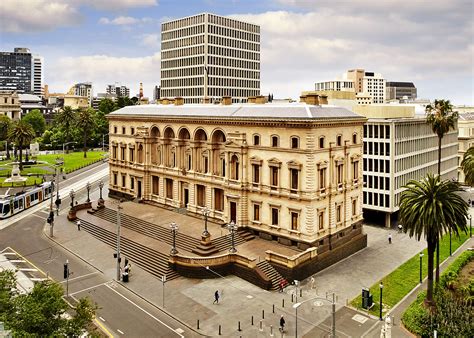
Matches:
[[76, 108, 96, 158], [0, 269, 16, 322], [425, 99, 458, 284], [22, 109, 46, 136], [56, 106, 77, 153], [461, 146, 474, 186], [98, 98, 117, 114], [398, 174, 468, 304], [0, 115, 12, 159], [8, 120, 35, 170]]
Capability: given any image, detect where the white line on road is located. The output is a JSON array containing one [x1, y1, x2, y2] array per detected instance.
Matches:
[[99, 316, 106, 322], [31, 213, 47, 220], [105, 284, 185, 338], [69, 282, 107, 296], [59, 271, 100, 284], [117, 329, 124, 335]]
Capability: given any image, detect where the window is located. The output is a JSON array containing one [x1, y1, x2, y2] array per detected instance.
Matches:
[[131, 127, 135, 135], [353, 161, 359, 182], [271, 208, 279, 225], [166, 179, 173, 199], [336, 135, 342, 147], [129, 148, 134, 162], [290, 168, 299, 191], [112, 146, 117, 159], [271, 135, 279, 147], [121, 147, 125, 161], [291, 137, 299, 149], [230, 155, 239, 180], [114, 126, 117, 134], [122, 127, 126, 134], [253, 204, 260, 221], [352, 199, 357, 216], [337, 163, 343, 186], [253, 134, 260, 145], [152, 176, 159, 194], [291, 212, 298, 230], [319, 137, 325, 148], [319, 167, 327, 191], [318, 211, 324, 230], [113, 173, 117, 185], [353, 133, 357, 144], [252, 164, 260, 184], [214, 188, 224, 211], [122, 174, 126, 188], [270, 167, 279, 187], [196, 185, 206, 207], [336, 204, 342, 223], [131, 177, 135, 190], [386, 126, 390, 138]]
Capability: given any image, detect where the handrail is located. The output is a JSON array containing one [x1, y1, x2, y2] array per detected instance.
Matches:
[[265, 247, 317, 268], [169, 251, 257, 269]]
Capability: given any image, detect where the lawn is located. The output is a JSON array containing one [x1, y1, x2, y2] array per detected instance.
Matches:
[[350, 230, 471, 316], [0, 151, 107, 187]]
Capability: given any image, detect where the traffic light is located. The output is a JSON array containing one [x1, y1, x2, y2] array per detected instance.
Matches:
[[63, 263, 69, 279]]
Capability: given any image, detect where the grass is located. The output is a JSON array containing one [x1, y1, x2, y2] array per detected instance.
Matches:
[[0, 151, 107, 187], [350, 230, 471, 316]]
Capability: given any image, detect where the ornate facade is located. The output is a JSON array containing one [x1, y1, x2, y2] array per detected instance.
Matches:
[[107, 99, 366, 247]]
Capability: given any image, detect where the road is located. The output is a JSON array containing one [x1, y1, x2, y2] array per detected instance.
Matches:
[[0, 163, 193, 337]]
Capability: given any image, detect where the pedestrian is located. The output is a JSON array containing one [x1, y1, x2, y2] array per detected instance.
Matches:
[[77, 220, 81, 231], [388, 233, 392, 244], [124, 257, 129, 267], [310, 276, 315, 289], [279, 315, 285, 333], [279, 280, 284, 293], [213, 290, 219, 304], [398, 224, 403, 233]]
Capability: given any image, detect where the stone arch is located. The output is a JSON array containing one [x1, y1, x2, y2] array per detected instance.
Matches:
[[163, 126, 175, 139], [211, 129, 226, 143], [194, 128, 208, 141]]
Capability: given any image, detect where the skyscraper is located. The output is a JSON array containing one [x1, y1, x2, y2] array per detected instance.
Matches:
[[106, 83, 130, 98], [160, 13, 260, 103], [0, 48, 44, 96]]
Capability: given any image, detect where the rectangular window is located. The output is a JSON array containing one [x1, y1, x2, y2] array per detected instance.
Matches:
[[386, 126, 390, 138], [253, 204, 260, 221], [363, 158, 367, 171], [336, 205, 342, 223], [129, 149, 134, 162], [122, 175, 126, 188], [291, 212, 298, 230], [252, 164, 260, 184], [131, 127, 135, 135], [369, 125, 373, 138], [166, 179, 173, 199], [385, 194, 390, 207], [290, 169, 299, 191], [319, 168, 326, 191], [374, 125, 379, 138], [196, 184, 205, 207], [270, 167, 279, 187], [121, 147, 125, 161], [352, 199, 357, 216], [113, 173, 117, 185], [337, 164, 343, 186], [151, 176, 160, 195], [214, 188, 224, 211], [385, 177, 390, 190], [122, 127, 126, 134], [353, 162, 358, 181], [318, 211, 324, 230], [131, 177, 135, 190], [385, 160, 390, 173], [271, 208, 279, 225]]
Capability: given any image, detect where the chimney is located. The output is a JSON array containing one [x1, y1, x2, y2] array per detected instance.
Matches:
[[319, 95, 328, 105], [305, 94, 320, 105], [174, 97, 184, 106], [255, 95, 267, 104], [248, 96, 256, 103], [221, 96, 232, 105]]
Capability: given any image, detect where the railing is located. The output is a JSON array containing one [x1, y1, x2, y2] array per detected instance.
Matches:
[[265, 247, 317, 268], [169, 252, 257, 269]]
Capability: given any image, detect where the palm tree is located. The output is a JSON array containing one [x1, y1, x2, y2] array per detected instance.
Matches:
[[76, 108, 96, 158], [0, 115, 12, 159], [56, 106, 76, 153], [425, 99, 458, 283], [8, 120, 35, 170], [461, 146, 474, 186], [399, 174, 468, 304]]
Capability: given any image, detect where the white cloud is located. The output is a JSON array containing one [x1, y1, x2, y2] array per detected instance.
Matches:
[[73, 0, 157, 10], [99, 16, 153, 25], [0, 0, 80, 33], [46, 54, 161, 99], [140, 34, 161, 50]]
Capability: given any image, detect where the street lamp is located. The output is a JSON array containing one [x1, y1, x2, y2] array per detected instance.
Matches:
[[116, 200, 122, 281], [379, 282, 384, 321], [293, 302, 300, 338], [86, 181, 91, 203], [449, 229, 452, 256], [54, 164, 61, 215], [201, 207, 210, 237], [98, 179, 104, 205], [69, 189, 75, 208], [227, 220, 237, 253], [170, 222, 179, 255], [419, 252, 424, 284]]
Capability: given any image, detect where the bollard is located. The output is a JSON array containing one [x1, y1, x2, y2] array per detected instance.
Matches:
[[262, 309, 265, 319], [219, 325, 221, 335], [259, 320, 263, 332], [273, 304, 275, 313], [197, 319, 200, 329], [270, 325, 274, 337], [291, 294, 294, 302], [392, 315, 395, 326], [251, 315, 254, 325], [282, 299, 285, 307], [238, 321, 241, 332], [300, 289, 302, 297]]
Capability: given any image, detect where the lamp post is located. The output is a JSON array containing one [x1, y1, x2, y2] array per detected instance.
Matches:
[[293, 302, 299, 338], [55, 165, 60, 215], [48, 175, 55, 237], [449, 229, 452, 256], [379, 282, 384, 321], [469, 214, 472, 238], [227, 220, 237, 253], [201, 207, 210, 237], [98, 179, 104, 205], [116, 200, 122, 281], [170, 222, 179, 255], [86, 181, 91, 203], [419, 252, 424, 284], [69, 189, 75, 208]]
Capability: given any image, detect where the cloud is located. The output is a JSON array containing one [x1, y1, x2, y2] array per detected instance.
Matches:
[[140, 34, 161, 50], [74, 0, 158, 10], [99, 16, 153, 25], [46, 54, 161, 99], [0, 0, 80, 33]]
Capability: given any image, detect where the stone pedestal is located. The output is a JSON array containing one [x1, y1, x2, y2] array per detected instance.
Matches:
[[192, 234, 219, 256]]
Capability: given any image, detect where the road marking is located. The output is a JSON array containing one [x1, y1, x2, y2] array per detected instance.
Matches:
[[5, 247, 49, 278], [117, 329, 124, 335], [94, 318, 114, 338], [175, 328, 184, 334], [18, 268, 38, 272], [99, 316, 106, 322], [69, 282, 107, 296], [105, 284, 185, 338], [59, 271, 100, 284], [31, 213, 47, 220]]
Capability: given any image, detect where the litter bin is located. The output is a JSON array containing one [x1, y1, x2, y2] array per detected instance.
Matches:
[[122, 272, 129, 283]]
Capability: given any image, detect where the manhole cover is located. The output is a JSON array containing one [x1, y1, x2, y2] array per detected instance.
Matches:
[[352, 314, 368, 324]]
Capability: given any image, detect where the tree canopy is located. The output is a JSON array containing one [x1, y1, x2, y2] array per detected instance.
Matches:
[[461, 146, 474, 186], [22, 109, 46, 136]]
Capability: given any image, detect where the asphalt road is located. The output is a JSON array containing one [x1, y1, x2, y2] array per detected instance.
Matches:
[[0, 164, 193, 338]]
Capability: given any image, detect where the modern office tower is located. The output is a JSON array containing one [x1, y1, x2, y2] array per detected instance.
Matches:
[[160, 13, 260, 103], [70, 82, 93, 105], [346, 69, 365, 93], [355, 105, 458, 227], [0, 48, 43, 96], [386, 82, 417, 101], [315, 80, 354, 92], [362, 72, 385, 104], [153, 85, 160, 101], [106, 84, 130, 98]]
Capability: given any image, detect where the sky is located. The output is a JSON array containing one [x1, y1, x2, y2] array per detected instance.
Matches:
[[0, 0, 473, 105]]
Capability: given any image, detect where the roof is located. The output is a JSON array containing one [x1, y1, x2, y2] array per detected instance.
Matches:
[[109, 103, 365, 121], [18, 94, 41, 102], [459, 112, 474, 121], [386, 82, 416, 88]]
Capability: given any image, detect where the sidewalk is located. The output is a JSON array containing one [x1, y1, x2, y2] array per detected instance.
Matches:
[[46, 197, 439, 337]]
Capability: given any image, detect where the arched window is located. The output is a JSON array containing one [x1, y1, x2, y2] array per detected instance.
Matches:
[[253, 134, 260, 146], [319, 137, 325, 149], [290, 136, 299, 149], [352, 133, 358, 144], [337, 135, 342, 147], [137, 144, 143, 163], [271, 135, 279, 147]]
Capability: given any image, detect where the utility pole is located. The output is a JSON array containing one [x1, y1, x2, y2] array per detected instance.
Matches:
[[55, 166, 60, 215], [116, 200, 122, 281], [48, 175, 55, 237]]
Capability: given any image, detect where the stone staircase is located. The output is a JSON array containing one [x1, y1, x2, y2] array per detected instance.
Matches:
[[256, 260, 286, 291]]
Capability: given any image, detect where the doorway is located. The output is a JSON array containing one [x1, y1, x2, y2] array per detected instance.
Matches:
[[230, 201, 237, 223], [184, 188, 189, 208], [137, 180, 142, 199]]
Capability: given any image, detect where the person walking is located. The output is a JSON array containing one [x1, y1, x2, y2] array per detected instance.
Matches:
[[279, 315, 286, 333], [213, 290, 219, 304], [388, 233, 392, 244], [77, 220, 81, 231], [310, 276, 315, 289]]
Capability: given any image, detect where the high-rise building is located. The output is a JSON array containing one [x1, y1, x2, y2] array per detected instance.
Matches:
[[70, 82, 93, 106], [314, 80, 354, 92], [0, 48, 44, 96], [386, 82, 417, 101], [153, 85, 160, 101], [362, 72, 385, 104], [106, 83, 130, 98], [346, 69, 365, 93], [160, 13, 260, 103]]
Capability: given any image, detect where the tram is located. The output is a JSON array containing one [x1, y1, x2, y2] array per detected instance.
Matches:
[[0, 182, 53, 219]]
